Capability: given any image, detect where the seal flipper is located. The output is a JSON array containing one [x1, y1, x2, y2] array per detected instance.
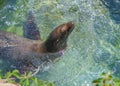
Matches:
[[23, 11, 41, 40]]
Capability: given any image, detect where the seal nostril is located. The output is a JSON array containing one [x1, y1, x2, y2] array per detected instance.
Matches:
[[69, 21, 74, 25], [71, 21, 74, 25]]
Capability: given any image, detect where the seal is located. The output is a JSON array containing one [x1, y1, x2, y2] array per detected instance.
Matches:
[[0, 22, 74, 73]]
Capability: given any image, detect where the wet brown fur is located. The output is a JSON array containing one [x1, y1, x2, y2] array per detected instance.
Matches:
[[0, 22, 74, 72]]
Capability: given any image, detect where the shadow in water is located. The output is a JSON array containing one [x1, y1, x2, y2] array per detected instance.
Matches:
[[95, 0, 120, 78], [101, 0, 120, 23]]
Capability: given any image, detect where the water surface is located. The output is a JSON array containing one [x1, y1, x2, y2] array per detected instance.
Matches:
[[0, 0, 120, 86]]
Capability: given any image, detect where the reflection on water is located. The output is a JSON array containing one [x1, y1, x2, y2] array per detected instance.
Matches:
[[0, 0, 120, 86]]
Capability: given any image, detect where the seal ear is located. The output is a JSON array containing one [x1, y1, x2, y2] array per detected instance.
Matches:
[[44, 22, 74, 53]]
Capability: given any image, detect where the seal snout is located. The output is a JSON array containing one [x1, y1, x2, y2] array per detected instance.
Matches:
[[65, 21, 74, 33]]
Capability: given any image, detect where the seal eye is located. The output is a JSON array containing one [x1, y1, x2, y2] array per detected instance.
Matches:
[[67, 27, 71, 32], [56, 39, 59, 42]]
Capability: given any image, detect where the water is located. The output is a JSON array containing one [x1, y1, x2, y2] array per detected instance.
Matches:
[[0, 0, 120, 86]]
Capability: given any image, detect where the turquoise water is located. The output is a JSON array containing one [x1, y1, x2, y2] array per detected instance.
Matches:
[[0, 0, 120, 86]]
